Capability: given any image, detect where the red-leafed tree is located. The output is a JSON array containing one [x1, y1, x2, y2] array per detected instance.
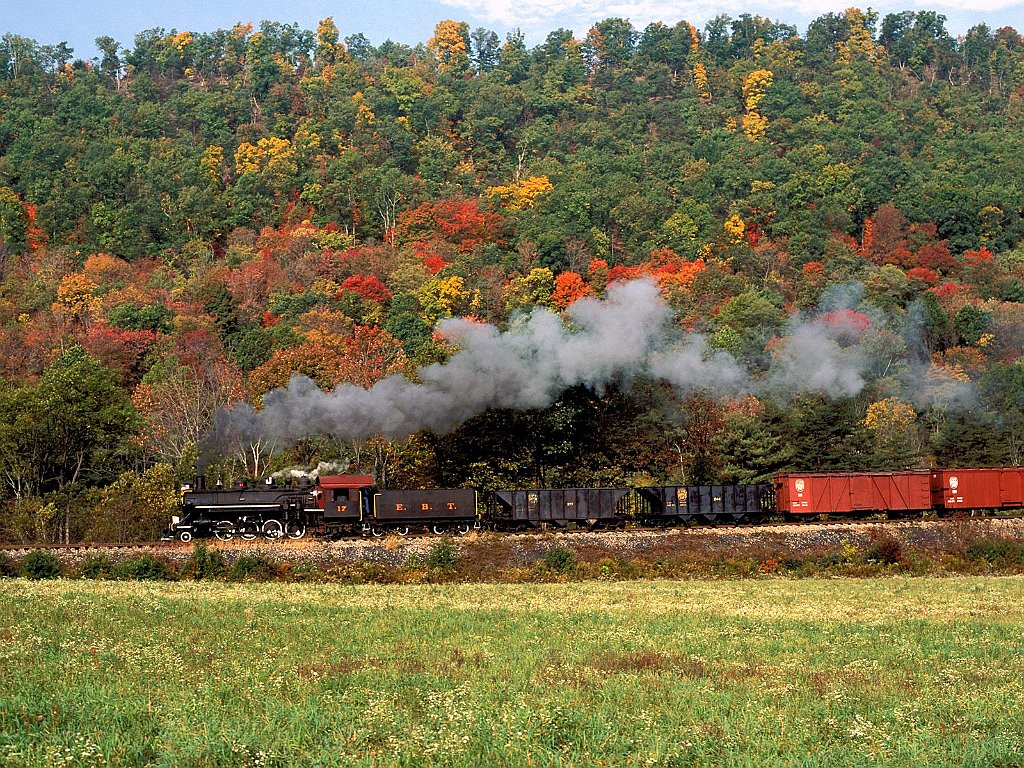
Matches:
[[862, 205, 956, 274], [413, 241, 453, 275], [962, 246, 1001, 296], [862, 204, 907, 258], [820, 309, 872, 340], [393, 200, 505, 253], [24, 202, 47, 250], [909, 224, 956, 273], [0, 316, 60, 384], [339, 274, 392, 304], [324, 245, 400, 282], [606, 264, 646, 283], [906, 266, 940, 288], [225, 255, 287, 320], [551, 271, 593, 309], [81, 324, 158, 386]]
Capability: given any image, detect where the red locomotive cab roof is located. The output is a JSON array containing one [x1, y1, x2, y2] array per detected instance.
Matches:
[[317, 474, 375, 490]]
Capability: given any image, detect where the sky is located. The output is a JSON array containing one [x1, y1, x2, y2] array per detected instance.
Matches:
[[4, 0, 1024, 61]]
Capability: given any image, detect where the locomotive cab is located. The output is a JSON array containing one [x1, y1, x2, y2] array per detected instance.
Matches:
[[317, 475, 375, 533]]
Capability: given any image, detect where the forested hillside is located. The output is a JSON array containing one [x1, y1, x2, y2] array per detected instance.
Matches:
[[2, 10, 1024, 542]]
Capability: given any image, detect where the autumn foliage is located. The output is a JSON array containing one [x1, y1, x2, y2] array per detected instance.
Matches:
[[4, 9, 1024, 543]]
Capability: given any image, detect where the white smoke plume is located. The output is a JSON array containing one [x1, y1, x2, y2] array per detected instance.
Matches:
[[765, 314, 868, 399], [210, 278, 907, 451], [216, 280, 692, 446]]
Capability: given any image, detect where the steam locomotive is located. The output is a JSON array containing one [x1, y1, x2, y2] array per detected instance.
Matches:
[[165, 467, 1024, 542]]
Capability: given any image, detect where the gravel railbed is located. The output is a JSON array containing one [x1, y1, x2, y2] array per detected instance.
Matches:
[[6, 516, 1024, 570]]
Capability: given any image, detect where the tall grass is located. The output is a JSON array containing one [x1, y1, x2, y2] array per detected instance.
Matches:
[[1, 577, 1022, 766]]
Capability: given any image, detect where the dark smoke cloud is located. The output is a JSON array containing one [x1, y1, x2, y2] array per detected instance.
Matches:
[[207, 278, 964, 453]]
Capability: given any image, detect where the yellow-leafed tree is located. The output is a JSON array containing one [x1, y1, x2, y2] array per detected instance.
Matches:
[[53, 273, 101, 318], [863, 398, 919, 468], [486, 176, 553, 210], [741, 69, 773, 142], [429, 20, 471, 75]]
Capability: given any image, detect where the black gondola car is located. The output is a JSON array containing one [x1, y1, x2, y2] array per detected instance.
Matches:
[[492, 488, 632, 529], [638, 484, 773, 525]]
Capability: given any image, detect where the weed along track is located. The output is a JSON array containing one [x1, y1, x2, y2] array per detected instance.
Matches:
[[5, 515, 1024, 582]]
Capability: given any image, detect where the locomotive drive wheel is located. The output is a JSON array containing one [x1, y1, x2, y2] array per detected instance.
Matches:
[[214, 521, 234, 541], [238, 521, 258, 540], [285, 520, 306, 539], [262, 519, 284, 539], [178, 530, 193, 543]]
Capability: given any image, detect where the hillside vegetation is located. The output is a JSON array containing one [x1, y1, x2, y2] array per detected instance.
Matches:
[[2, 11, 1024, 542]]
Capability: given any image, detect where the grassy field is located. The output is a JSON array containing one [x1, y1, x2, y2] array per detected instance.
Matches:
[[1, 578, 1023, 767]]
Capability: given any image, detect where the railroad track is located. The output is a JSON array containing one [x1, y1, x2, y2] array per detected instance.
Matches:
[[3, 513, 1023, 553], [0, 541, 178, 553]]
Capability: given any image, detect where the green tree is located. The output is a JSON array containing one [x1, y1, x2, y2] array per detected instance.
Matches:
[[0, 347, 138, 542], [85, 463, 178, 542], [0, 186, 27, 253]]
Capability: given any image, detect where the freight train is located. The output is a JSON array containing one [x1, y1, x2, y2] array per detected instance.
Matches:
[[165, 467, 1024, 542]]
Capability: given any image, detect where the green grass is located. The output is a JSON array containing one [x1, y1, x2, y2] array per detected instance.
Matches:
[[1, 577, 1023, 767]]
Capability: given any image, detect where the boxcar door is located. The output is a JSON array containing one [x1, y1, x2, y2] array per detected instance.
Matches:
[[1001, 470, 1024, 506], [849, 476, 877, 510]]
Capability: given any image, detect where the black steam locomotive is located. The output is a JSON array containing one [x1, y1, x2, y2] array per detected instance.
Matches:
[[166, 474, 774, 541]]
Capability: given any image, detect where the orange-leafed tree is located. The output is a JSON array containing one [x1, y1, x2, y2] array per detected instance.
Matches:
[[53, 273, 102, 322], [551, 271, 593, 310], [225, 255, 287, 320], [393, 200, 505, 254], [82, 253, 131, 288], [247, 345, 328, 396], [337, 325, 409, 388]]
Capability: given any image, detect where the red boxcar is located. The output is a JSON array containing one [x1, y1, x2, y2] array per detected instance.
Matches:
[[775, 472, 933, 515], [931, 468, 1024, 511]]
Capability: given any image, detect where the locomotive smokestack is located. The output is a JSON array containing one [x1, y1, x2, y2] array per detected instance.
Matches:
[[196, 474, 206, 491]]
